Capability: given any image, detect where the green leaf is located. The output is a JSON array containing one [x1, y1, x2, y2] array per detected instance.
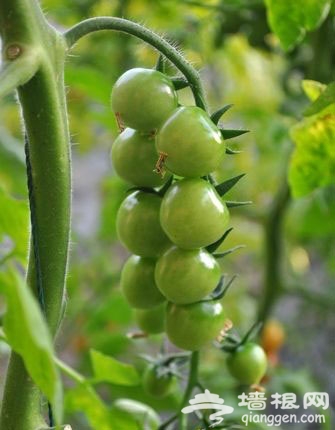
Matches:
[[0, 268, 63, 424], [304, 81, 335, 116], [302, 80, 327, 102], [0, 186, 28, 262], [90, 349, 141, 386], [215, 173, 245, 197], [265, 0, 331, 51], [289, 113, 335, 197], [65, 384, 112, 430]]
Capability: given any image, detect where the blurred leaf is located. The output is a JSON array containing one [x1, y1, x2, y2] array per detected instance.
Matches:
[[302, 80, 327, 102], [0, 128, 26, 196], [90, 349, 141, 386], [111, 398, 160, 430], [289, 113, 335, 197], [0, 186, 28, 261], [65, 383, 112, 430], [304, 81, 335, 116], [0, 268, 63, 424], [265, 0, 331, 50], [65, 66, 111, 105]]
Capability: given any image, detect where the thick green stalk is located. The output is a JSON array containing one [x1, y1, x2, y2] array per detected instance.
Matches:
[[0, 0, 71, 428]]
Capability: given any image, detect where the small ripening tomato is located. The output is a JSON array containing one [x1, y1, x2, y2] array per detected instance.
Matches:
[[166, 300, 225, 350], [155, 106, 225, 177], [117, 191, 171, 257], [142, 364, 174, 398], [111, 128, 170, 188], [120, 255, 165, 309], [160, 178, 229, 249], [111, 398, 160, 430], [135, 303, 166, 334], [111, 68, 178, 131], [226, 342, 267, 385], [261, 319, 285, 353], [155, 246, 221, 304]]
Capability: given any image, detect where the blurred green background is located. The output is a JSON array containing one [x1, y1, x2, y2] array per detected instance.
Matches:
[[0, 1, 334, 429]]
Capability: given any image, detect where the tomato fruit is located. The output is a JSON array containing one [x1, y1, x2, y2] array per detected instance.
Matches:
[[142, 364, 174, 398], [156, 106, 225, 177], [111, 68, 178, 131], [261, 319, 285, 353], [111, 398, 160, 430], [160, 178, 230, 249], [155, 246, 221, 304], [226, 342, 267, 385], [166, 300, 225, 350], [135, 303, 166, 334], [111, 128, 170, 188], [121, 255, 165, 309], [117, 191, 171, 257]]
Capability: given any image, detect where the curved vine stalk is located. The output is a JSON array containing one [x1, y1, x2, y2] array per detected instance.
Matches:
[[64, 17, 207, 110]]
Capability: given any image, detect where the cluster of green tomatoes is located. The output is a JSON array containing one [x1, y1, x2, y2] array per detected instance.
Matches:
[[110, 67, 267, 395]]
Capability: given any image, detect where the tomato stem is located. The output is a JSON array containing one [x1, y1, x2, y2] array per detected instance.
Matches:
[[64, 17, 207, 110]]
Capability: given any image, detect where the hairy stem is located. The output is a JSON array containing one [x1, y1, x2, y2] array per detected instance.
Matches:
[[0, 0, 71, 428], [64, 17, 207, 110]]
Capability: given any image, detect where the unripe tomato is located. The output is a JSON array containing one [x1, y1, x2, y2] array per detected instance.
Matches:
[[166, 300, 225, 350], [226, 342, 267, 385], [112, 398, 160, 430], [155, 246, 221, 304], [160, 179, 230, 249], [156, 106, 225, 177], [111, 68, 178, 132], [111, 128, 170, 188], [135, 303, 166, 334], [121, 255, 165, 309], [117, 191, 171, 257], [261, 319, 285, 353], [142, 364, 174, 398]]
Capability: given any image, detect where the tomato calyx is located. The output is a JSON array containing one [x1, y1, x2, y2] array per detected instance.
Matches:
[[219, 320, 263, 353], [210, 104, 234, 125], [220, 128, 249, 139], [206, 227, 234, 253], [215, 173, 246, 197]]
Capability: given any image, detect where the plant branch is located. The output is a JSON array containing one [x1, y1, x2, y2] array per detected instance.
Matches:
[[0, 49, 40, 99], [64, 17, 207, 110], [54, 358, 85, 385]]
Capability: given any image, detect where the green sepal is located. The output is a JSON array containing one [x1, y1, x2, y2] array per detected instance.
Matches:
[[239, 321, 263, 346], [157, 176, 174, 196], [210, 104, 233, 125], [213, 245, 245, 260], [226, 200, 252, 208], [155, 54, 165, 73], [171, 77, 190, 90], [206, 227, 233, 254], [220, 128, 249, 139], [210, 275, 237, 301], [215, 174, 245, 197]]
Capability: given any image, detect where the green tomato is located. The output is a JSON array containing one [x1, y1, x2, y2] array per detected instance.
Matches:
[[111, 398, 160, 430], [166, 300, 225, 350], [160, 178, 230, 249], [111, 68, 178, 131], [226, 342, 267, 385], [142, 364, 174, 398], [135, 303, 166, 334], [156, 106, 225, 177], [121, 255, 165, 309], [155, 246, 221, 304], [111, 128, 170, 188], [117, 191, 171, 257]]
